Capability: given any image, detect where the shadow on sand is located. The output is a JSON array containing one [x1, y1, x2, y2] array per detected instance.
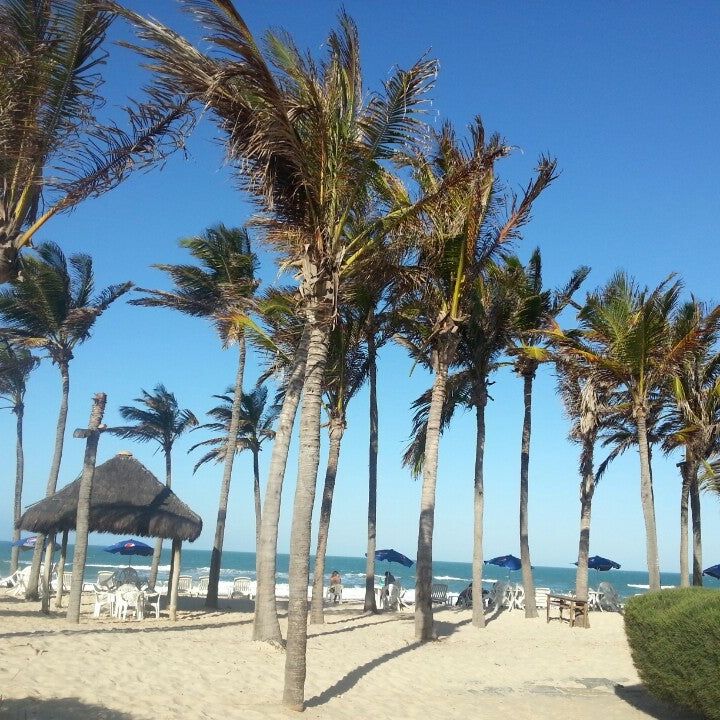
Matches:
[[614, 684, 703, 720], [0, 697, 138, 720]]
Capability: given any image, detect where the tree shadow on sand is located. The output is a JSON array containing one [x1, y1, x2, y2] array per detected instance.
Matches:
[[0, 696, 138, 720], [614, 684, 703, 720]]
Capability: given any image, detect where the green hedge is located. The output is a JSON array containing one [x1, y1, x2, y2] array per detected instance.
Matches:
[[624, 587, 720, 719]]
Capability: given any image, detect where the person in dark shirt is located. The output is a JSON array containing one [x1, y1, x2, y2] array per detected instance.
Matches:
[[384, 571, 396, 586]]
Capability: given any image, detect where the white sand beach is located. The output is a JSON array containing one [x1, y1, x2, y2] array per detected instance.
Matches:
[[0, 591, 692, 720]]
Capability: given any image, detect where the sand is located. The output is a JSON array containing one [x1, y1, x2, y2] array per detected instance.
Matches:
[[0, 591, 693, 720]]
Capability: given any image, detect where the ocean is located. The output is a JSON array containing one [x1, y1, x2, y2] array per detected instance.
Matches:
[[1, 542, 698, 599]]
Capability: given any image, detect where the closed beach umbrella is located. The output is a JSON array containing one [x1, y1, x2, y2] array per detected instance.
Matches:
[[575, 555, 621, 572], [485, 554, 522, 571], [104, 539, 154, 557], [374, 549, 414, 567], [702, 564, 720, 580]]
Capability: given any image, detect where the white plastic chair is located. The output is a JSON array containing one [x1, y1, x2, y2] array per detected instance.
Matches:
[[114, 584, 144, 620], [385, 583, 410, 611], [143, 589, 161, 619], [8, 566, 31, 597], [92, 584, 115, 618], [230, 576, 253, 599], [534, 587, 551, 609], [177, 575, 192, 596]]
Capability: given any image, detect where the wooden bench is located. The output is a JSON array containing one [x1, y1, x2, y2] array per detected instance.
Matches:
[[431, 583, 449, 605], [546, 593, 589, 628]]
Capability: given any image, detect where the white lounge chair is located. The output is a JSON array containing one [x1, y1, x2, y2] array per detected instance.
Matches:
[[230, 576, 253, 599], [431, 583, 449, 605], [7, 566, 31, 597], [534, 587, 551, 609], [191, 576, 209, 597], [385, 583, 410, 611], [177, 575, 192, 596], [92, 584, 115, 618], [597, 581, 623, 612]]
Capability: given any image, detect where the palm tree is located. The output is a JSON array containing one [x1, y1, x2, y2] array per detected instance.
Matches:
[[0, 0, 191, 283], [659, 301, 720, 586], [402, 261, 520, 628], [115, 9, 448, 706], [132, 224, 258, 609], [109, 384, 198, 587], [190, 383, 278, 547], [546, 274, 720, 591], [553, 354, 613, 601], [309, 312, 368, 624], [506, 250, 589, 618], [0, 339, 39, 573], [0, 241, 131, 598], [394, 121, 556, 641]]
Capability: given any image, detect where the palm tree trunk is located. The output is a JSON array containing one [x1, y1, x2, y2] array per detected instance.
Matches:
[[27, 359, 70, 600], [635, 410, 661, 591], [10, 401, 25, 574], [364, 336, 379, 612], [149, 449, 172, 590], [689, 466, 702, 586], [54, 530, 69, 609], [67, 393, 107, 623], [519, 370, 537, 618], [679, 459, 691, 588], [471, 391, 487, 628], [575, 434, 596, 602], [310, 416, 346, 624], [253, 448, 261, 550], [207, 334, 246, 609], [253, 324, 310, 644], [415, 337, 455, 642], [283, 318, 330, 711]]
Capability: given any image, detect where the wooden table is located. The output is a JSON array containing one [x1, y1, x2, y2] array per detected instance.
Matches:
[[546, 593, 589, 628]]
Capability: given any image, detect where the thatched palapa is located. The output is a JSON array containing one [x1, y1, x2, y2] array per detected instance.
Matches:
[[18, 452, 202, 541]]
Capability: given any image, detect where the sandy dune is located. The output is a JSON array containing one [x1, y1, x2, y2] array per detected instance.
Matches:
[[0, 592, 693, 720]]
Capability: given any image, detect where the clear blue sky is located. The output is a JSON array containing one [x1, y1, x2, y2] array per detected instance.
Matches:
[[2, 1, 719, 573]]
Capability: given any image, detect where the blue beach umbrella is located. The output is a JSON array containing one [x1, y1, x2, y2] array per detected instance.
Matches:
[[575, 555, 621, 572], [104, 539, 154, 557], [374, 549, 414, 567], [11, 536, 42, 550], [702, 564, 720, 580], [485, 554, 522, 571]]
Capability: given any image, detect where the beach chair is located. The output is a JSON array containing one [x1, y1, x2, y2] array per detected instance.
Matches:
[[597, 581, 623, 612], [97, 571, 116, 589], [143, 589, 162, 619], [431, 583, 449, 605], [7, 567, 31, 597], [92, 584, 115, 618], [114, 567, 140, 587], [115, 585, 144, 620], [385, 583, 410, 611], [488, 581, 508, 610], [534, 587, 551, 609], [230, 576, 253, 599], [177, 575, 193, 596], [326, 584, 343, 604], [192, 576, 210, 597]]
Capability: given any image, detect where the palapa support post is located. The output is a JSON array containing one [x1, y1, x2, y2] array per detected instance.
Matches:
[[169, 538, 182, 621], [67, 393, 107, 623], [54, 529, 69, 608], [40, 535, 55, 614]]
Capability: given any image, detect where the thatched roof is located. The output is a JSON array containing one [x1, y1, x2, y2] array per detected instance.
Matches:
[[18, 452, 202, 541]]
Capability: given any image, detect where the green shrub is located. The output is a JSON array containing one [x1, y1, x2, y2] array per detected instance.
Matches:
[[624, 587, 720, 719]]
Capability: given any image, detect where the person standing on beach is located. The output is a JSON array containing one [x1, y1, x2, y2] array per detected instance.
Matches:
[[328, 570, 342, 603]]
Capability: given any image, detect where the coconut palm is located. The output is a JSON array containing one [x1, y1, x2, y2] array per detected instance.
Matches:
[[402, 260, 520, 628], [546, 273, 720, 591], [109, 384, 198, 587], [309, 312, 368, 624], [132, 224, 258, 609], [118, 2, 467, 704], [658, 301, 720, 586], [0, 339, 39, 573], [0, 241, 131, 598], [506, 250, 589, 618], [553, 354, 614, 601], [0, 0, 191, 283], [190, 383, 279, 547], [394, 121, 556, 641]]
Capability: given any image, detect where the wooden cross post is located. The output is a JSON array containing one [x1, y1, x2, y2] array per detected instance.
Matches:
[[66, 393, 107, 623]]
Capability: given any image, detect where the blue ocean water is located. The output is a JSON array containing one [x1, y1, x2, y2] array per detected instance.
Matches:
[[1, 542, 702, 599]]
